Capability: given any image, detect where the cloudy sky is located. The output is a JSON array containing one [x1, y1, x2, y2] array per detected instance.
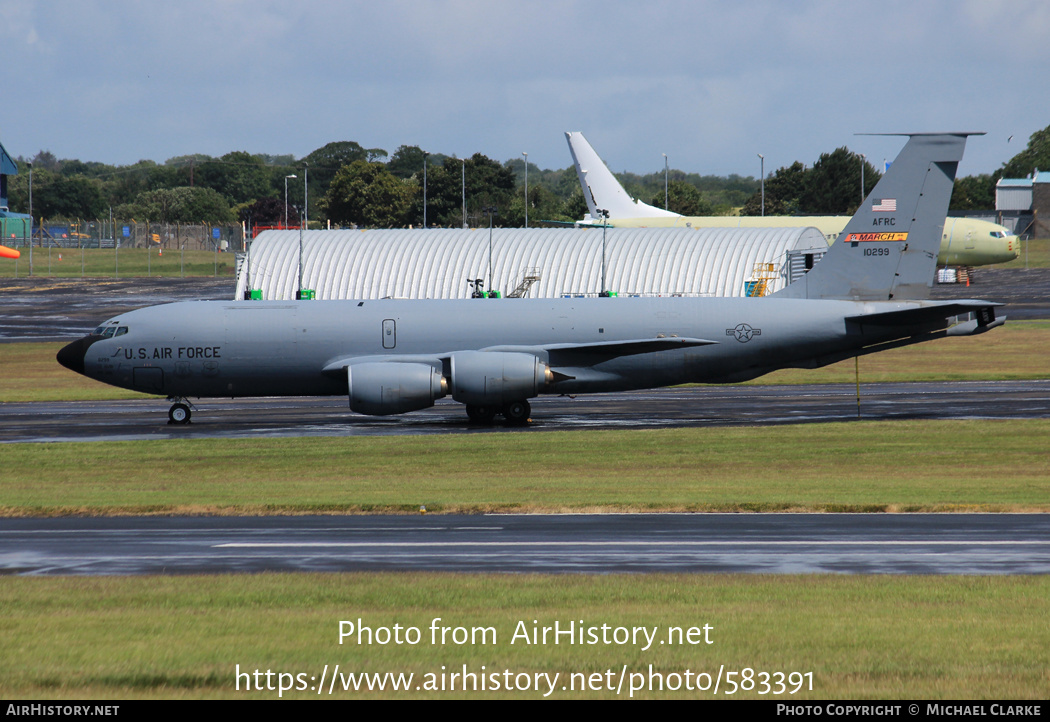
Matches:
[[1, 0, 1047, 179]]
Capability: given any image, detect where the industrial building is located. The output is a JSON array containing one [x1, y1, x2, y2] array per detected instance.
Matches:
[[996, 172, 1049, 237], [235, 226, 828, 301], [0, 138, 31, 243]]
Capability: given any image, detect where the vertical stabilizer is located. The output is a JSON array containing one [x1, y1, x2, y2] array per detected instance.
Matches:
[[565, 132, 680, 220], [774, 133, 977, 301]]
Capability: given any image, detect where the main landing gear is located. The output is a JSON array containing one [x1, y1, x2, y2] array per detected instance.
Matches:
[[167, 397, 194, 425], [465, 400, 532, 427]]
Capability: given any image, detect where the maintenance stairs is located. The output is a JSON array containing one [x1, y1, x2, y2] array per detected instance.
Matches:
[[507, 267, 542, 298], [745, 262, 780, 297]]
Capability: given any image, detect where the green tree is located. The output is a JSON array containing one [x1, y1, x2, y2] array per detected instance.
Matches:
[[950, 174, 995, 210], [164, 154, 217, 189], [417, 154, 517, 227], [502, 183, 570, 226], [196, 151, 272, 206], [387, 145, 427, 180], [999, 125, 1050, 179], [23, 169, 107, 219], [302, 140, 369, 177], [799, 147, 879, 214], [562, 188, 589, 222], [254, 153, 297, 167], [239, 197, 298, 227], [649, 180, 713, 215], [119, 186, 234, 223], [321, 160, 415, 228], [31, 150, 60, 171], [300, 142, 387, 222], [741, 161, 808, 215]]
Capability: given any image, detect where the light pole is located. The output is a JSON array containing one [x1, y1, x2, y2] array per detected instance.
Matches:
[[757, 154, 765, 216], [598, 208, 610, 296], [284, 174, 296, 228], [860, 153, 866, 204], [303, 163, 308, 229], [27, 162, 32, 273], [483, 206, 497, 294], [522, 151, 528, 228], [663, 153, 668, 210], [297, 204, 304, 300], [461, 158, 467, 229], [422, 152, 429, 228]]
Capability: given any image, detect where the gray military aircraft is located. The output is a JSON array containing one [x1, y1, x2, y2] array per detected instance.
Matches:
[[58, 133, 1003, 426]]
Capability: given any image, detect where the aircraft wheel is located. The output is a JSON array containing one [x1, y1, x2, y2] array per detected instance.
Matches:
[[168, 403, 191, 425], [502, 400, 531, 426], [466, 405, 497, 424]]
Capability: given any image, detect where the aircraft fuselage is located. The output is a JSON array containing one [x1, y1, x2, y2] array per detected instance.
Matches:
[[62, 296, 951, 402]]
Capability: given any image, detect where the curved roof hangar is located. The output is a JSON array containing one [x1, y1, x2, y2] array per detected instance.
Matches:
[[235, 226, 827, 300]]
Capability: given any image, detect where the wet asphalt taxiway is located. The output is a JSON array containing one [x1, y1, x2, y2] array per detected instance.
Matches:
[[2, 513, 1048, 576], [3, 380, 1050, 443]]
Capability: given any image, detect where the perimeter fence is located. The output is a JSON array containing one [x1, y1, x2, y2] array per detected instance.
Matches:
[[1, 218, 246, 278], [2, 218, 245, 252]]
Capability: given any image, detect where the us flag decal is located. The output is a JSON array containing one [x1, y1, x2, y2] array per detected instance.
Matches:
[[872, 198, 897, 212]]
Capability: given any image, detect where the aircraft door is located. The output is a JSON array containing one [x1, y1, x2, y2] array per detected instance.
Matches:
[[382, 319, 396, 349], [132, 367, 164, 392]]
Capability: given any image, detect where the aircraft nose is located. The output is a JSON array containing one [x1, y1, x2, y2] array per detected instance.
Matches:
[[56, 336, 96, 375]]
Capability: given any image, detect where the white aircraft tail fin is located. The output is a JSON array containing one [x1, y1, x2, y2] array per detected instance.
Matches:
[[565, 132, 680, 220]]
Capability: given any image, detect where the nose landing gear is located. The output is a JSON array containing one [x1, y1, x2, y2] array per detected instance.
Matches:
[[167, 398, 194, 425]]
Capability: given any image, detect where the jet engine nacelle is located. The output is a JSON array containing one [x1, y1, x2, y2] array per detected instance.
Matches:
[[449, 351, 550, 405], [347, 362, 447, 416]]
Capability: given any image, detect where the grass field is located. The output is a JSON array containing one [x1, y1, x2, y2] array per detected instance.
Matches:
[[1001, 236, 1050, 268], [1, 420, 1047, 516], [0, 573, 1046, 699], [0, 248, 235, 279]]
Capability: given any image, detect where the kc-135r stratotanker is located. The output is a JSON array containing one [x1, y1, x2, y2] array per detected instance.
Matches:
[[58, 134, 1003, 425]]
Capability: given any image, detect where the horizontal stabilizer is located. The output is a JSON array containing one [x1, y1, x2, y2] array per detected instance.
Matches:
[[847, 301, 1002, 331]]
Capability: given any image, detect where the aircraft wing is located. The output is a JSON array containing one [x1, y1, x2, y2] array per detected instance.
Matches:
[[491, 337, 718, 365], [321, 337, 717, 375]]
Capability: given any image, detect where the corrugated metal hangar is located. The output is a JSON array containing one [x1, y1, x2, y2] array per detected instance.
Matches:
[[234, 227, 829, 301]]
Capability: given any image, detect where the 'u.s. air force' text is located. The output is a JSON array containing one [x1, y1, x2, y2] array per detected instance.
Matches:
[[122, 346, 221, 360]]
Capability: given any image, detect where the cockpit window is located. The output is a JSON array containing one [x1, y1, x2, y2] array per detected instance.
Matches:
[[92, 321, 123, 337]]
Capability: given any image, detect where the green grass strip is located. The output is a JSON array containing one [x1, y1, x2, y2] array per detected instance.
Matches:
[[1, 420, 1047, 515], [0, 248, 234, 279], [0, 573, 1046, 699]]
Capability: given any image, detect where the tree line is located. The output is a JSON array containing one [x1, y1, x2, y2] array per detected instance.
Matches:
[[6, 124, 1048, 227]]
